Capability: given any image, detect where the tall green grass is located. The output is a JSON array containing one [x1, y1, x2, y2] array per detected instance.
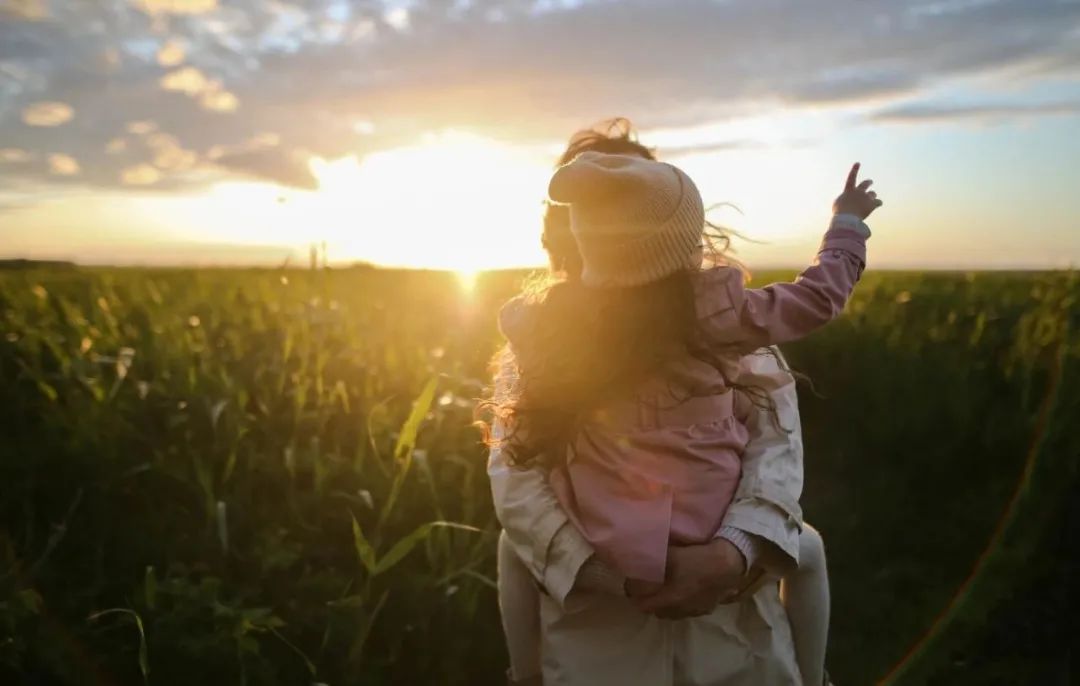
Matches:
[[0, 267, 1076, 685]]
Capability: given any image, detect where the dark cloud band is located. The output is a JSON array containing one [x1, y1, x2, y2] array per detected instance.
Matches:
[[0, 0, 1078, 197]]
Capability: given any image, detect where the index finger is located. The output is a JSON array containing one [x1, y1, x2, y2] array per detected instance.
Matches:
[[845, 162, 861, 192]]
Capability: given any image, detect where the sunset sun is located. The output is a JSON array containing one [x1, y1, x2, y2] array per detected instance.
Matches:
[[296, 131, 551, 271]]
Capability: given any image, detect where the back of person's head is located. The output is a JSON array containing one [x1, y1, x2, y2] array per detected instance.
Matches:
[[547, 151, 706, 288], [543, 118, 656, 278]]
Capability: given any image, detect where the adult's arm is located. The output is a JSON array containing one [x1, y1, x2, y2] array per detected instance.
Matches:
[[634, 348, 806, 616], [487, 349, 597, 607], [488, 345, 805, 608], [719, 347, 805, 574]]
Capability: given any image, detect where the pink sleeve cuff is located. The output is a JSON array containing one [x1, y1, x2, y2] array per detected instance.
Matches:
[[831, 213, 872, 238], [819, 216, 869, 265], [717, 526, 765, 573]]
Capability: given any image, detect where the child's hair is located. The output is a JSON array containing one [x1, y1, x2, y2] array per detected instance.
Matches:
[[489, 274, 730, 469], [481, 118, 780, 470]]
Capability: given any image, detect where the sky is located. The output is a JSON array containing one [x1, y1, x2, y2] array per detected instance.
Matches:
[[1, 0, 1079, 271]]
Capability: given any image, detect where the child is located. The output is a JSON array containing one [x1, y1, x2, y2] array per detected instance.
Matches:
[[493, 152, 881, 685]]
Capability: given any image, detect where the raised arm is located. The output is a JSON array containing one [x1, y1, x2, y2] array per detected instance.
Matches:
[[697, 216, 868, 353], [697, 163, 882, 353]]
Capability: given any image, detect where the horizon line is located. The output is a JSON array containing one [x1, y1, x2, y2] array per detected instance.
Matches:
[[1, 257, 1075, 274]]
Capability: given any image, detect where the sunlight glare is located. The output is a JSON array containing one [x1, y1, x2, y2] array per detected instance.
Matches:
[[455, 269, 479, 293], [306, 130, 550, 270], [175, 125, 838, 272], [184, 130, 552, 271]]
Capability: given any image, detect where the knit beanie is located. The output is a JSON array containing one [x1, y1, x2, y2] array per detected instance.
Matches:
[[547, 151, 706, 288]]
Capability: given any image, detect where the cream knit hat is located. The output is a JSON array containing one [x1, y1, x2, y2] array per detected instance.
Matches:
[[547, 151, 706, 288]]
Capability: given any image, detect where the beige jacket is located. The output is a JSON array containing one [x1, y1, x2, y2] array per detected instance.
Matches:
[[488, 349, 806, 685]]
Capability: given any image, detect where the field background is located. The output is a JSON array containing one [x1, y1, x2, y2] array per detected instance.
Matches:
[[1, 266, 1077, 685]]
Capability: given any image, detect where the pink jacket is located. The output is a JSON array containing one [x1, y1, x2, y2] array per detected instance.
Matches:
[[502, 215, 869, 582]]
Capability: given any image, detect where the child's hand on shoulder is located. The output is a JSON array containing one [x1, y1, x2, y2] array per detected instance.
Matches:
[[833, 162, 883, 220]]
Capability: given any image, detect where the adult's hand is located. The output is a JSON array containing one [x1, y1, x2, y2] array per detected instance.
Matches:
[[633, 538, 747, 619]]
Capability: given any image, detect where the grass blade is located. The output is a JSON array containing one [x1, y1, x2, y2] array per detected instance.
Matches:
[[374, 521, 480, 576], [350, 514, 377, 574]]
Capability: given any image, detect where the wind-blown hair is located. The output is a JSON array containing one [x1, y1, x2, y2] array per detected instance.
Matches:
[[483, 118, 776, 470]]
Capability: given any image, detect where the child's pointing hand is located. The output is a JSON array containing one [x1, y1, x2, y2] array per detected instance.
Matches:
[[833, 162, 883, 220]]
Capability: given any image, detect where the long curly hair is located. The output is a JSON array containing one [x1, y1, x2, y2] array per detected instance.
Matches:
[[484, 118, 777, 470]]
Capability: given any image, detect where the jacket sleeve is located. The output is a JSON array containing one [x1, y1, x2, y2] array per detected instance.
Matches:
[[720, 347, 806, 573], [698, 214, 869, 353], [487, 348, 596, 608]]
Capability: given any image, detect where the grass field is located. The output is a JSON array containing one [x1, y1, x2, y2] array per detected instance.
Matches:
[[1, 266, 1077, 685]]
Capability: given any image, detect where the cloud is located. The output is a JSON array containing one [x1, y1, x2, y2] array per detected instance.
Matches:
[[238, 0, 1080, 139], [785, 69, 920, 105], [214, 148, 319, 190], [160, 66, 211, 96], [127, 121, 158, 135], [0, 0, 48, 21], [21, 101, 74, 127], [662, 139, 778, 158], [0, 0, 1078, 199], [120, 164, 162, 186], [131, 0, 217, 16], [384, 7, 410, 32], [200, 88, 239, 113], [47, 153, 79, 175], [145, 132, 198, 170], [156, 40, 186, 67], [160, 66, 239, 111], [0, 148, 33, 163], [870, 99, 1080, 124]]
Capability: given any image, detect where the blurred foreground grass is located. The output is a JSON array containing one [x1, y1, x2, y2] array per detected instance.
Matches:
[[0, 266, 1076, 685]]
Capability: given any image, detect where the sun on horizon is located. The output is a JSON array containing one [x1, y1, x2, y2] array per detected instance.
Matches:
[[179, 130, 554, 273]]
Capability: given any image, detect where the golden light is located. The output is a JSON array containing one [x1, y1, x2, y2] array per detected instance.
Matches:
[[678, 147, 833, 243], [306, 131, 550, 271], [455, 269, 479, 293], [183, 130, 552, 271], [643, 112, 840, 252], [154, 123, 841, 271]]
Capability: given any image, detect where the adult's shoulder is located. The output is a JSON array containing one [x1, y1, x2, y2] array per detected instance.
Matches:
[[739, 346, 795, 390]]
